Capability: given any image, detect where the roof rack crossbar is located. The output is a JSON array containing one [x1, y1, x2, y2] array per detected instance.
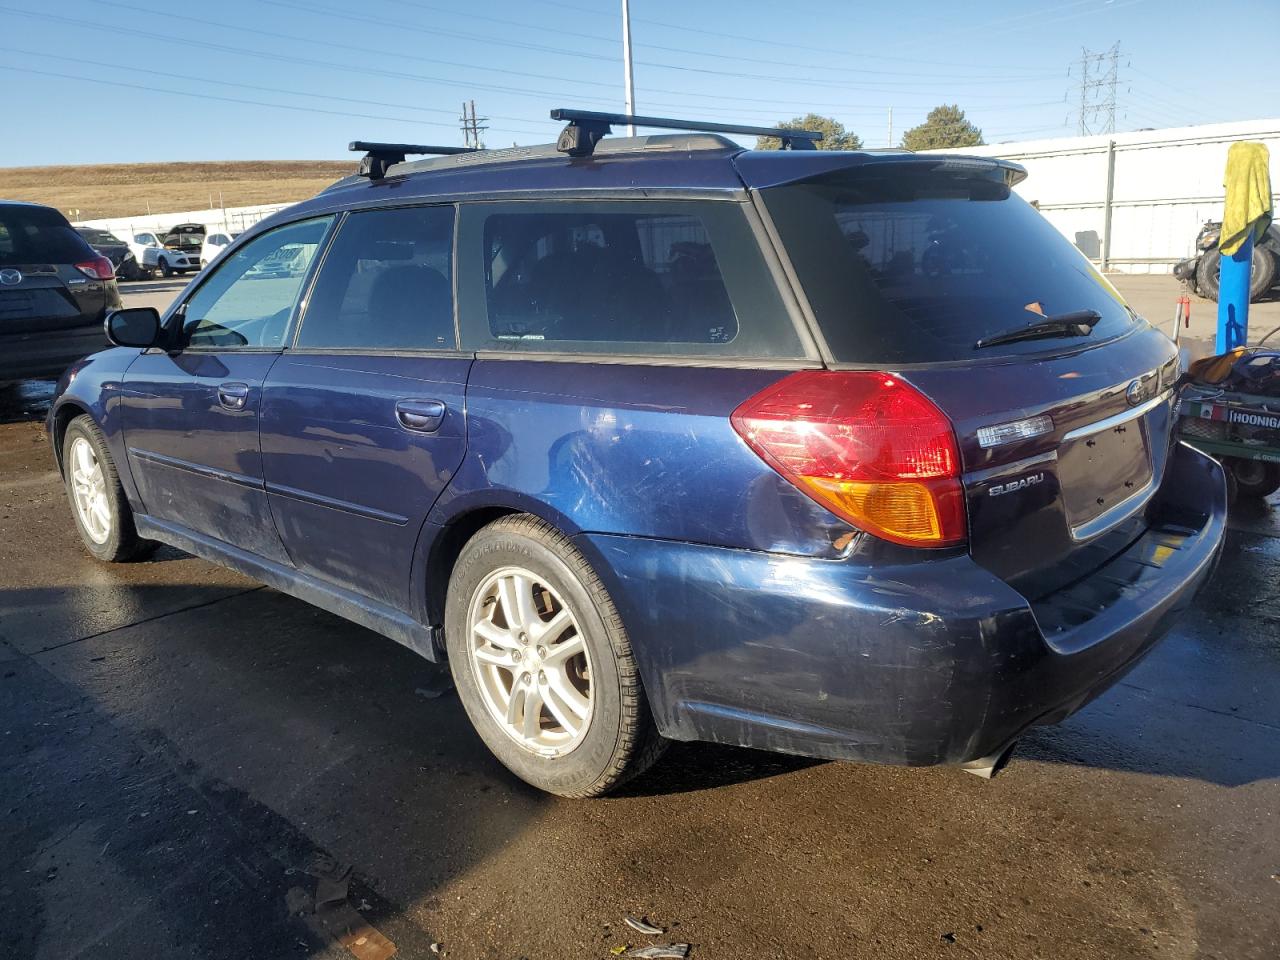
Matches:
[[349, 140, 478, 180], [549, 108, 822, 157]]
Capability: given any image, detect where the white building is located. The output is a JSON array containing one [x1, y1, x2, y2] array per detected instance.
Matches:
[[929, 118, 1280, 274]]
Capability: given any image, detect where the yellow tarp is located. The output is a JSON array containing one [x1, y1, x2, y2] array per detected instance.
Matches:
[[1220, 141, 1272, 256]]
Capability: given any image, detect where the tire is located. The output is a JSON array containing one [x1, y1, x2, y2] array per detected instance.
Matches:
[[61, 415, 158, 562], [1194, 246, 1276, 302], [444, 514, 665, 797], [1226, 457, 1280, 499], [158, 256, 173, 278]]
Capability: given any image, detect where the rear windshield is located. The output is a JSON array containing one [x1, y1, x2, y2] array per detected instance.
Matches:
[[761, 169, 1137, 362], [0, 207, 92, 266]]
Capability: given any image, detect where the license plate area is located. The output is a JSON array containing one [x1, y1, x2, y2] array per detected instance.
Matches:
[[1059, 414, 1153, 538]]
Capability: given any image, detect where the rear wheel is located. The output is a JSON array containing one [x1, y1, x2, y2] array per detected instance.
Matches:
[[61, 415, 157, 561], [444, 514, 665, 797], [1227, 457, 1280, 499]]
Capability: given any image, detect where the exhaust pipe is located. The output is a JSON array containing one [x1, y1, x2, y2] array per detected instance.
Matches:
[[959, 740, 1018, 779]]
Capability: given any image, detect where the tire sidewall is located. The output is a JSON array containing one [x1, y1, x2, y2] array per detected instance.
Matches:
[[445, 527, 626, 796]]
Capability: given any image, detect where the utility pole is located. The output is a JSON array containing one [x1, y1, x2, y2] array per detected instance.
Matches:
[[887, 107, 893, 148], [622, 0, 636, 135], [459, 100, 488, 149], [1072, 43, 1120, 135]]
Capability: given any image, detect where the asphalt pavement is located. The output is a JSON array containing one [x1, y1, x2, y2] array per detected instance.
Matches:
[[1, 275, 1278, 959]]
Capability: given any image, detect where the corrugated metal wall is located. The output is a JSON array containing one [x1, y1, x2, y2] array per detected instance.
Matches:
[[929, 119, 1280, 274]]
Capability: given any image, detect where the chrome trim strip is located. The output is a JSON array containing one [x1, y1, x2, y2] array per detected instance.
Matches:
[[1062, 389, 1172, 441], [965, 450, 1058, 485], [1069, 473, 1158, 542]]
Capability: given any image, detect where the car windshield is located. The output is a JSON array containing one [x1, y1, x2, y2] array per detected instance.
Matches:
[[0, 207, 92, 266], [760, 167, 1137, 362]]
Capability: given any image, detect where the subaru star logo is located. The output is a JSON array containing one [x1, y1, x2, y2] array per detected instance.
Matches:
[[0, 268, 21, 286], [1125, 379, 1145, 406]]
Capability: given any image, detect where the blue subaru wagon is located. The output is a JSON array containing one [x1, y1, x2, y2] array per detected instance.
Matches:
[[50, 113, 1226, 797]]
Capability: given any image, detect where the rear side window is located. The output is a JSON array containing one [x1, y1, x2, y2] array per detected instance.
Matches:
[[0, 206, 92, 266], [297, 206, 456, 350], [457, 201, 804, 359], [761, 170, 1138, 362]]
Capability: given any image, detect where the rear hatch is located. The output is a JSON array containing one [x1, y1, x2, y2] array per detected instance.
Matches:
[[0, 206, 108, 334], [755, 157, 1179, 597]]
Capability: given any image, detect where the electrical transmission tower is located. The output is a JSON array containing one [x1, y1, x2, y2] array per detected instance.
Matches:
[[460, 100, 488, 149], [1072, 43, 1121, 135]]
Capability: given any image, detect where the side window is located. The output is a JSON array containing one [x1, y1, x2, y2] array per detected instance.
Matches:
[[458, 201, 804, 359], [183, 217, 332, 350], [296, 206, 456, 350]]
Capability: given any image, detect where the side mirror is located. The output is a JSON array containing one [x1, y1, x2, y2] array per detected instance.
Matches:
[[105, 307, 162, 348]]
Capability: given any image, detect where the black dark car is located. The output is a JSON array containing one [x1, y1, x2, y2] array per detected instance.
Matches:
[[1, 201, 121, 384], [76, 226, 143, 281]]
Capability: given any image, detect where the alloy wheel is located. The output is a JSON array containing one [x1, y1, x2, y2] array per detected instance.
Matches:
[[69, 436, 111, 544], [466, 565, 593, 756]]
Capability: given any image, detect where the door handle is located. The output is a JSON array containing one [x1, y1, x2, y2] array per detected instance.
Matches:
[[217, 382, 250, 411], [396, 398, 447, 433]]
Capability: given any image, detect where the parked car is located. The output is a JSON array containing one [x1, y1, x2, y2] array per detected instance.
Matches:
[[75, 227, 143, 281], [1174, 218, 1279, 302], [200, 230, 241, 268], [161, 222, 206, 258], [127, 230, 199, 278], [0, 201, 120, 384], [47, 117, 1227, 798]]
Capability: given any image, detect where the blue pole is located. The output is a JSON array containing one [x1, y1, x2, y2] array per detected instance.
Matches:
[[1216, 232, 1253, 354]]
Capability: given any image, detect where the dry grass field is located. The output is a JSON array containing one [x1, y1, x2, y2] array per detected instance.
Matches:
[[0, 160, 355, 220]]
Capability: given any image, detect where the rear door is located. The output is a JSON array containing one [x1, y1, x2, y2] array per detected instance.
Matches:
[[757, 162, 1179, 597], [259, 205, 469, 611], [120, 216, 333, 562], [0, 206, 106, 332]]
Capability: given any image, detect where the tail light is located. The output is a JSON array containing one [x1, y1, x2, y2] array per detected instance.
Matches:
[[75, 256, 115, 280], [731, 371, 967, 548]]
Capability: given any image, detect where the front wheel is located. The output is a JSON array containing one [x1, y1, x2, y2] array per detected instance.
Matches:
[[1227, 457, 1280, 499], [158, 256, 173, 278], [444, 515, 665, 797], [62, 415, 157, 561]]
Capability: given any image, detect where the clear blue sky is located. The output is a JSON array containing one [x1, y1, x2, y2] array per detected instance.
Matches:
[[1, 0, 1275, 166]]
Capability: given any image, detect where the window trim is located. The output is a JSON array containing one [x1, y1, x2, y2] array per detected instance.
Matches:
[[454, 196, 818, 362], [171, 214, 338, 355], [286, 202, 465, 355]]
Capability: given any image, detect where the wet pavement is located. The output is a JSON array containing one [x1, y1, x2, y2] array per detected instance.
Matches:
[[1, 381, 1278, 960]]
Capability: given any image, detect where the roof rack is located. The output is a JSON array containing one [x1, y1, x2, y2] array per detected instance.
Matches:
[[550, 109, 822, 158], [349, 141, 478, 180]]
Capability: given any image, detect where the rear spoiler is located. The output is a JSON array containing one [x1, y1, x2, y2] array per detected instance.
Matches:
[[733, 151, 1028, 190]]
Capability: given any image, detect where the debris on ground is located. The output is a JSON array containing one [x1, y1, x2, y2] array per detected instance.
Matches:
[[414, 672, 455, 700], [621, 946, 690, 959], [624, 916, 665, 936]]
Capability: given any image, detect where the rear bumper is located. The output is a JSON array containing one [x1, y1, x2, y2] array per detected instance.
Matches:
[[580, 441, 1226, 767], [0, 321, 110, 382]]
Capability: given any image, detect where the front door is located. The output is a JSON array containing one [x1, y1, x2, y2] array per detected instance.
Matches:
[[120, 216, 334, 562], [260, 205, 469, 611]]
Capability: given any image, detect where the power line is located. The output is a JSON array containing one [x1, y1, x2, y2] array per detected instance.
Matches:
[[0, 62, 531, 139], [260, 0, 1066, 90]]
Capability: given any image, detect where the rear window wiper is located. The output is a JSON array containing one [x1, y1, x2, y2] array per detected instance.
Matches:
[[974, 309, 1102, 350]]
